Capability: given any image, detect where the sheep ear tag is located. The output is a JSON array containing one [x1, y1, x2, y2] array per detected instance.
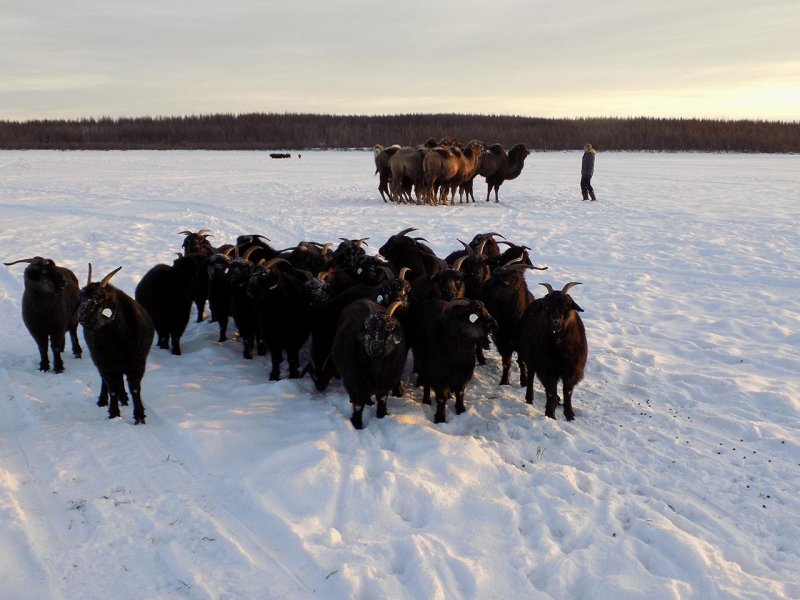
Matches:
[[376, 294, 384, 303], [101, 308, 113, 318], [469, 313, 479, 323]]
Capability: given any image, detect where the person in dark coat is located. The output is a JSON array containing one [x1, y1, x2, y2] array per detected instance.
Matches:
[[581, 143, 597, 201]]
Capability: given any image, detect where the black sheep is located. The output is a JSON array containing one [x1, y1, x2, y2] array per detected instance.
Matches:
[[246, 258, 312, 380], [412, 298, 497, 424], [228, 253, 263, 359], [78, 265, 154, 423], [518, 282, 588, 421], [135, 253, 205, 356], [307, 268, 411, 392], [206, 250, 234, 342], [480, 256, 547, 385], [4, 256, 83, 373], [378, 227, 444, 279], [331, 300, 407, 429]]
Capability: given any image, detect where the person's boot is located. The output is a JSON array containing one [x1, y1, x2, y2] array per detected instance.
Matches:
[[589, 190, 597, 201]]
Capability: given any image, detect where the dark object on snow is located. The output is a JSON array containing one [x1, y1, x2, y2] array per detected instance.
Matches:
[[4, 256, 83, 373], [270, 153, 291, 159], [518, 282, 588, 421], [79, 265, 154, 424], [412, 298, 497, 424], [332, 300, 407, 429]]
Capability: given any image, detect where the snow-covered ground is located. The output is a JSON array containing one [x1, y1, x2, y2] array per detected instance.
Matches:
[[0, 149, 798, 599]]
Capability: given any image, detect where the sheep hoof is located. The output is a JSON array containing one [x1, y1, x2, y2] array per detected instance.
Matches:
[[97, 397, 108, 407]]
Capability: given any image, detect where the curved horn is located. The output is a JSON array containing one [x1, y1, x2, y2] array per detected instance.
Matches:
[[197, 228, 210, 236], [317, 271, 331, 282], [253, 234, 271, 242], [241, 246, 260, 261], [355, 238, 369, 247], [3, 257, 37, 266], [539, 283, 555, 294], [413, 237, 429, 243], [502, 255, 524, 268], [177, 230, 193, 235], [531, 264, 548, 271], [262, 257, 290, 270], [477, 239, 488, 256], [444, 298, 471, 309], [86, 263, 93, 286], [561, 282, 582, 294], [274, 246, 297, 254], [485, 232, 506, 240], [377, 266, 395, 281], [99, 266, 122, 288], [458, 239, 475, 256], [386, 300, 405, 319], [453, 255, 468, 272], [223, 245, 236, 257], [398, 266, 411, 281], [396, 227, 417, 237]]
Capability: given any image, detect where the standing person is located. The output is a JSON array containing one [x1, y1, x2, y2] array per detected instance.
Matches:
[[581, 143, 597, 201]]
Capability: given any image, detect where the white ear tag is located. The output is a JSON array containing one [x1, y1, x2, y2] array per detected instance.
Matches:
[[469, 313, 479, 323], [376, 294, 384, 303], [357, 268, 363, 274], [102, 308, 113, 318]]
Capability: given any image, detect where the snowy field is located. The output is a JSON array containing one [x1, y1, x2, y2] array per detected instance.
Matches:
[[0, 149, 798, 600]]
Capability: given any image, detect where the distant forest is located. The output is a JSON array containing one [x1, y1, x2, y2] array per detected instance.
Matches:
[[0, 113, 798, 152]]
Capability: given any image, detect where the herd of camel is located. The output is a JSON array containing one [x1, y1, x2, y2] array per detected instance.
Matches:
[[373, 137, 531, 205]]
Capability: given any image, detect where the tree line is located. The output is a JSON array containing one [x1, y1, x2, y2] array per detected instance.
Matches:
[[0, 113, 797, 152]]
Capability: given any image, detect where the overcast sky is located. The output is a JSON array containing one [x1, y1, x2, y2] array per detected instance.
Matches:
[[2, 0, 798, 122]]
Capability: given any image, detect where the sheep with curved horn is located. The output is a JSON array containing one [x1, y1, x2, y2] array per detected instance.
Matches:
[[4, 256, 83, 373], [518, 282, 588, 420], [79, 264, 154, 423]]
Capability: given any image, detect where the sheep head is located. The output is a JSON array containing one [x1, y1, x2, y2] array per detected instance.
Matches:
[[4, 256, 68, 294], [358, 300, 405, 359], [538, 282, 584, 334], [78, 264, 122, 329]]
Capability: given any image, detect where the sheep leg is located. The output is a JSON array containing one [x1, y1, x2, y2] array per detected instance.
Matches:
[[391, 380, 403, 397], [127, 373, 146, 424], [32, 333, 50, 372], [242, 334, 254, 359], [518, 358, 528, 387], [349, 398, 367, 430], [69, 324, 83, 358], [170, 333, 182, 356], [106, 374, 124, 420], [97, 379, 109, 407], [256, 337, 267, 356], [454, 388, 466, 415], [51, 331, 66, 373], [217, 317, 228, 342], [562, 384, 575, 421], [287, 347, 301, 379], [543, 380, 560, 419], [434, 393, 447, 424], [268, 348, 283, 381], [475, 342, 486, 366], [499, 352, 513, 385], [524, 372, 535, 404], [156, 330, 170, 350], [422, 384, 432, 405], [376, 395, 389, 419], [194, 299, 205, 322]]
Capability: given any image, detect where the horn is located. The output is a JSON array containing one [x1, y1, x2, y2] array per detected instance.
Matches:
[[197, 229, 210, 236], [355, 238, 369, 247], [317, 271, 330, 281], [223, 245, 236, 257], [396, 227, 417, 237], [99, 266, 122, 288], [453, 255, 468, 272], [539, 283, 555, 294], [262, 257, 290, 269], [502, 255, 524, 268], [477, 239, 488, 256], [485, 232, 506, 240], [386, 300, 405, 319], [377, 266, 395, 281], [561, 282, 583, 294], [458, 239, 475, 256], [531, 264, 548, 271], [399, 266, 411, 281], [274, 246, 297, 254], [86, 263, 93, 286], [241, 246, 260, 261], [444, 298, 471, 310], [177, 230, 193, 235], [3, 258, 37, 266], [253, 234, 271, 242], [413, 237, 429, 243], [176, 252, 183, 258]]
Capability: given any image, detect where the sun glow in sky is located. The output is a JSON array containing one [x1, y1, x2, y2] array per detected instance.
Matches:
[[1, 0, 798, 121]]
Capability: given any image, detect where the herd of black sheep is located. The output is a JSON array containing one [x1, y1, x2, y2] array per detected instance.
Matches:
[[4, 227, 588, 429]]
